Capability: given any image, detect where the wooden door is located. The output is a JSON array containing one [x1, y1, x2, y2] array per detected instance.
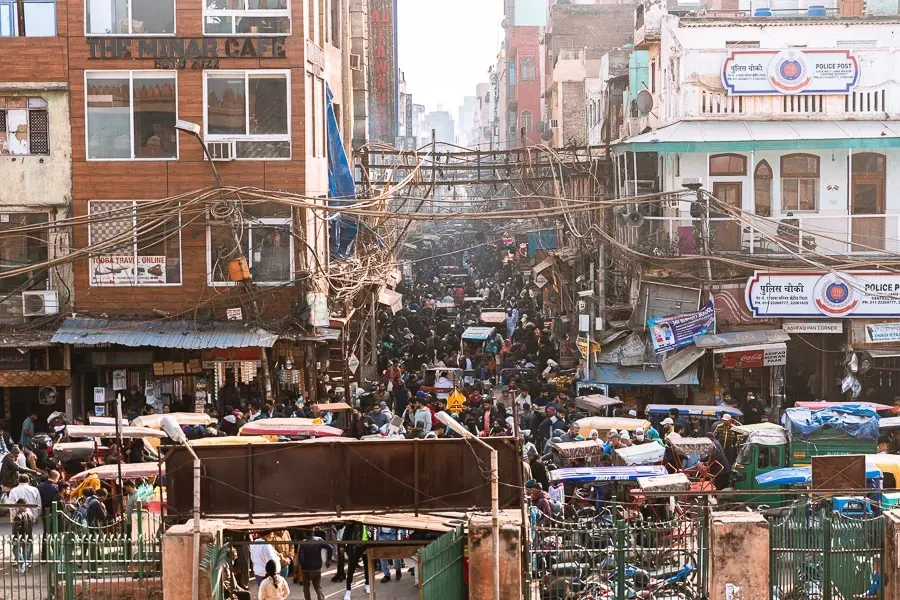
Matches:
[[713, 182, 742, 251], [851, 176, 885, 251]]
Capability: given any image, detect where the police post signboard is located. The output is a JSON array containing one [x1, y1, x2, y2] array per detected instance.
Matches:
[[746, 271, 900, 318], [722, 49, 859, 96]]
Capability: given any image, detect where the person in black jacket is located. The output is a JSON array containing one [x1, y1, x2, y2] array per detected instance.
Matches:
[[0, 446, 32, 493], [527, 447, 549, 490], [296, 529, 333, 600]]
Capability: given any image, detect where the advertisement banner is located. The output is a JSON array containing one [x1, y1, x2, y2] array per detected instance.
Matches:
[[89, 255, 166, 285], [865, 323, 900, 344], [722, 49, 859, 96], [648, 300, 716, 354], [746, 271, 900, 318], [719, 343, 787, 368], [367, 0, 397, 144]]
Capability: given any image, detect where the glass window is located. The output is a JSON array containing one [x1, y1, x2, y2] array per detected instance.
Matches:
[[86, 72, 177, 160], [88, 201, 182, 286], [520, 57, 535, 82], [0, 97, 50, 155], [754, 160, 772, 217], [852, 153, 886, 175], [0, 0, 56, 37], [709, 153, 747, 176], [781, 154, 819, 212], [209, 217, 293, 284], [206, 71, 291, 159], [508, 62, 515, 86], [86, 0, 174, 35], [204, 0, 289, 35], [0, 213, 49, 294]]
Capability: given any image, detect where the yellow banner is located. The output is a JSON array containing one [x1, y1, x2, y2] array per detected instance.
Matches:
[[577, 336, 601, 359], [447, 388, 466, 413]]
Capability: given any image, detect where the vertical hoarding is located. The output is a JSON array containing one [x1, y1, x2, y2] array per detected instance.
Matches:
[[368, 0, 397, 145]]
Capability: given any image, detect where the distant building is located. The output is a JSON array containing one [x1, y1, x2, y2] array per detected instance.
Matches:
[[424, 105, 456, 146]]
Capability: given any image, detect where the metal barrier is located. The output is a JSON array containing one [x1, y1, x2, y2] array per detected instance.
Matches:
[[0, 504, 163, 600], [529, 503, 709, 600], [418, 525, 466, 600], [769, 500, 883, 600]]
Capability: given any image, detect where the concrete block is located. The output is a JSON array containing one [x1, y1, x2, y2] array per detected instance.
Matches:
[[709, 511, 769, 600]]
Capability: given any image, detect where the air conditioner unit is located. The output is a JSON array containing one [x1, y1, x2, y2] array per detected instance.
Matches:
[[207, 141, 235, 161], [22, 290, 59, 317], [349, 53, 362, 71], [550, 119, 559, 129]]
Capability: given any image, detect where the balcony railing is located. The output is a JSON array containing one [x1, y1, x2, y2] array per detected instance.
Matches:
[[620, 214, 900, 256]]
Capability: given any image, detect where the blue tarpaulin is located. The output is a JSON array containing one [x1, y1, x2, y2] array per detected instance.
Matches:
[[590, 364, 699, 386], [527, 229, 559, 257], [784, 406, 881, 441], [549, 465, 668, 484], [325, 84, 358, 260]]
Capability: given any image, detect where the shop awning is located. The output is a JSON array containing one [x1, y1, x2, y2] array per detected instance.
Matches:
[[868, 349, 900, 358], [712, 342, 787, 355], [614, 120, 900, 153], [0, 331, 55, 348], [589, 364, 699, 386], [51, 318, 278, 349], [694, 329, 790, 350]]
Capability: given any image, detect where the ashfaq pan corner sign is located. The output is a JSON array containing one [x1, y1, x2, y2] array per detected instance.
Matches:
[[722, 49, 859, 96]]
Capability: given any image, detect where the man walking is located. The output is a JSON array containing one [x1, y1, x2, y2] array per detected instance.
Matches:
[[295, 529, 333, 600]]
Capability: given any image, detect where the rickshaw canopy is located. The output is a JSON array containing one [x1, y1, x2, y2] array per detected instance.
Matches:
[[575, 417, 651, 439], [574, 395, 623, 414], [131, 413, 214, 429], [461, 326, 496, 341], [65, 425, 167, 439], [645, 404, 743, 418], [189, 436, 272, 446], [796, 400, 894, 412], [613, 443, 666, 466], [552, 441, 606, 460], [878, 416, 900, 430], [480, 311, 507, 325], [69, 462, 163, 483], [549, 465, 668, 484], [239, 420, 343, 437], [667, 434, 717, 456], [864, 453, 900, 485]]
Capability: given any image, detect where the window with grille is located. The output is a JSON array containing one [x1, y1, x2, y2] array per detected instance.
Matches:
[[0, 97, 49, 156]]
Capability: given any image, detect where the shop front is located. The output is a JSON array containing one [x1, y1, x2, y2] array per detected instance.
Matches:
[[0, 331, 70, 441]]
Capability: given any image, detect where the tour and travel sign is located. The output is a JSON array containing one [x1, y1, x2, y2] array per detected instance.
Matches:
[[722, 49, 859, 96], [746, 271, 900, 318]]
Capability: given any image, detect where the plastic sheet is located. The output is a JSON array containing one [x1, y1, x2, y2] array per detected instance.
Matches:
[[784, 406, 881, 441], [325, 83, 358, 260]]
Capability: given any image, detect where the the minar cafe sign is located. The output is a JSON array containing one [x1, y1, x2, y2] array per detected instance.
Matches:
[[87, 37, 287, 60]]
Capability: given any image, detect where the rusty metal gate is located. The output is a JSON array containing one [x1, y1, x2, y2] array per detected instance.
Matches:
[[769, 500, 883, 600], [417, 525, 466, 600]]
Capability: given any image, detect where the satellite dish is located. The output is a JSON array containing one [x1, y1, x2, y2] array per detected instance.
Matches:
[[636, 90, 654, 115]]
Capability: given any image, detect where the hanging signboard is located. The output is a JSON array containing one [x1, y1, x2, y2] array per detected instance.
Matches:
[[722, 49, 859, 96], [577, 336, 601, 359], [648, 300, 716, 354], [783, 321, 843, 334], [718, 343, 787, 368], [746, 271, 900, 318], [367, 0, 397, 144], [89, 255, 166, 285], [864, 323, 900, 344]]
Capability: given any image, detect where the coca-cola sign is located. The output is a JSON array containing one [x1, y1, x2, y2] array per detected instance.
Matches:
[[719, 343, 787, 369]]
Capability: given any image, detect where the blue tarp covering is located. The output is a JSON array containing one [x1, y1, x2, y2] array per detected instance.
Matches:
[[590, 364, 699, 386], [325, 84, 358, 260], [527, 229, 559, 257], [549, 465, 668, 484], [756, 465, 883, 487], [784, 406, 881, 441]]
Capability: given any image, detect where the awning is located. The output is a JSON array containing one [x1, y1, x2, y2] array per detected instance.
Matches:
[[215, 512, 466, 533], [868, 349, 900, 358], [712, 342, 787, 354], [0, 331, 55, 348], [614, 120, 900, 153], [694, 329, 790, 350], [52, 318, 278, 349], [590, 364, 699, 386]]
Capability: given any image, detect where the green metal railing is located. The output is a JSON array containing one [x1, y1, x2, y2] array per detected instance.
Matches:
[[529, 502, 709, 600], [769, 501, 883, 600], [0, 504, 164, 600], [418, 525, 466, 600]]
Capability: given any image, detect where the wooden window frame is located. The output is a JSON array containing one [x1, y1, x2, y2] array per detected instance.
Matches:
[[709, 153, 747, 176]]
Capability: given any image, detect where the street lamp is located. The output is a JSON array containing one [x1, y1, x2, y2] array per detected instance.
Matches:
[[435, 411, 500, 600], [162, 416, 202, 600], [175, 119, 224, 187]]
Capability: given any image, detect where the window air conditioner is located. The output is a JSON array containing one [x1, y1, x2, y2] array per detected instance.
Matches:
[[350, 54, 362, 70], [207, 141, 235, 161], [22, 290, 59, 317], [550, 119, 559, 128]]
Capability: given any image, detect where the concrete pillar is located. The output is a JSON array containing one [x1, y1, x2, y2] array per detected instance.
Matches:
[[467, 512, 522, 600], [162, 521, 223, 600], [884, 510, 900, 600], [709, 511, 769, 600]]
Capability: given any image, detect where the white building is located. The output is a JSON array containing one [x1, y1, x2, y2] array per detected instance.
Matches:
[[613, 12, 900, 256]]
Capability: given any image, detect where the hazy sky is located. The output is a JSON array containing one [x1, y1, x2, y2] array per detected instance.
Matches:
[[397, 0, 504, 114]]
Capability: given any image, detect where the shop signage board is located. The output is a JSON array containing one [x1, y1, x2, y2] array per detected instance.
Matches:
[[722, 49, 859, 96], [782, 321, 843, 334], [648, 300, 716, 354], [718, 343, 787, 368], [746, 271, 900, 318], [89, 255, 166, 285], [864, 323, 900, 344]]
